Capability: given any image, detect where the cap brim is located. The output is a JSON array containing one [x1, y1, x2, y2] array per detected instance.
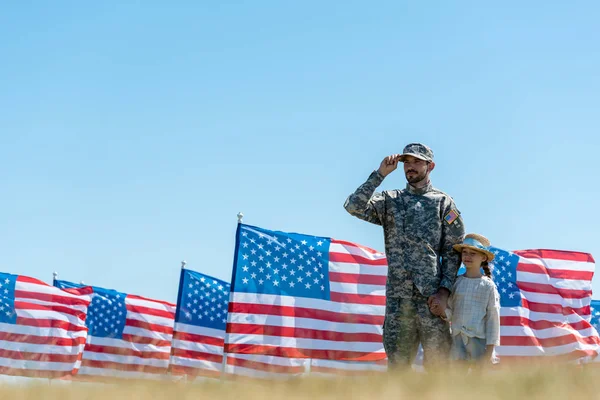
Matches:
[[398, 153, 430, 162]]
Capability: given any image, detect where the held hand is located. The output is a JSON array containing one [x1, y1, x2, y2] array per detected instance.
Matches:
[[427, 295, 443, 317], [428, 289, 449, 317], [429, 300, 443, 316], [378, 154, 402, 177]]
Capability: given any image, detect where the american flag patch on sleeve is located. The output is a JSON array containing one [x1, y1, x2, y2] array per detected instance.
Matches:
[[444, 209, 459, 224]]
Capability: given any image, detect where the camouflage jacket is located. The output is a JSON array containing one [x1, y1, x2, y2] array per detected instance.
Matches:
[[344, 170, 465, 298]]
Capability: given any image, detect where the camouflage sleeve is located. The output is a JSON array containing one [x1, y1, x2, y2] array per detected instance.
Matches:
[[439, 197, 465, 293], [343, 170, 386, 225]]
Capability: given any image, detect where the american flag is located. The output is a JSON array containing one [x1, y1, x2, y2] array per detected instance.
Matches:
[[579, 300, 600, 366], [169, 268, 230, 379], [53, 279, 176, 380], [0, 272, 92, 378], [591, 300, 600, 333], [489, 247, 600, 360], [225, 223, 386, 378]]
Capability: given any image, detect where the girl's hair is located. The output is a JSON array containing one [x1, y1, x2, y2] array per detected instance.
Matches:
[[481, 261, 492, 278]]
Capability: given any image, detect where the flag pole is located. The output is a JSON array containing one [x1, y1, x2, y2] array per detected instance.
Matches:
[[220, 212, 243, 381], [176, 260, 188, 383], [49, 272, 59, 385]]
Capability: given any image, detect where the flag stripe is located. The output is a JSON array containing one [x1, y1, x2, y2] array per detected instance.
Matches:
[[0, 331, 86, 346], [500, 316, 592, 331], [227, 323, 382, 343], [501, 326, 600, 341], [226, 333, 383, 352], [124, 318, 174, 335], [126, 295, 177, 309], [0, 359, 82, 373], [14, 300, 86, 320], [330, 240, 383, 256], [172, 331, 224, 347], [9, 318, 88, 334], [521, 299, 589, 316], [497, 342, 600, 356], [514, 291, 589, 309], [171, 339, 222, 356], [126, 304, 175, 320], [170, 347, 223, 363], [328, 252, 387, 267], [513, 249, 595, 263], [329, 272, 387, 285], [84, 344, 171, 359], [227, 314, 382, 335], [120, 333, 172, 347], [223, 354, 308, 379], [499, 350, 597, 362], [516, 282, 591, 299], [15, 308, 86, 328], [225, 343, 384, 361], [329, 261, 388, 276], [229, 300, 384, 325], [16, 277, 92, 302], [329, 292, 386, 306], [330, 282, 385, 296], [0, 348, 83, 363], [517, 263, 593, 281]]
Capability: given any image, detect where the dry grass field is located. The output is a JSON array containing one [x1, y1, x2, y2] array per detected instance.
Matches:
[[3, 364, 600, 400]]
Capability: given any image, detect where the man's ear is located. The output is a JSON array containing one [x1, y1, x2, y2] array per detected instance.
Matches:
[[428, 161, 436, 172]]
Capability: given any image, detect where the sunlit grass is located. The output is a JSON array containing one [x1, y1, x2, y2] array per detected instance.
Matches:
[[3, 363, 600, 400]]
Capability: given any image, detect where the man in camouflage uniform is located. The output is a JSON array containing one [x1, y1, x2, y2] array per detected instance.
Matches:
[[343, 143, 465, 370]]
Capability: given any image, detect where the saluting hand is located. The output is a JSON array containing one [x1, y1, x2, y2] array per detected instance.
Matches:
[[378, 154, 402, 177]]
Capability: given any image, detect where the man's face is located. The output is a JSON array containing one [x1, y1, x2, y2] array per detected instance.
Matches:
[[402, 155, 431, 184]]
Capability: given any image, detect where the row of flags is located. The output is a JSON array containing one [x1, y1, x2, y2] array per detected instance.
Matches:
[[0, 222, 598, 381]]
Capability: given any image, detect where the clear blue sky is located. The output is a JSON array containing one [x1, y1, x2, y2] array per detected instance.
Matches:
[[1, 1, 598, 304]]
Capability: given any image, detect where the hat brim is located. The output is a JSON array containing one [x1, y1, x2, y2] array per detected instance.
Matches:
[[453, 244, 495, 262], [398, 153, 431, 162]]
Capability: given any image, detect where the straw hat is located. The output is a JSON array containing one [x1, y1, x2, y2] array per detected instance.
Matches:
[[453, 233, 495, 262]]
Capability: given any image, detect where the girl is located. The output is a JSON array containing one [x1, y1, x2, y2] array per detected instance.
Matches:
[[440, 233, 501, 365]]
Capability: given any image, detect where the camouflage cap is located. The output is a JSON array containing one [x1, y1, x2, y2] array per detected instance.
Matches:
[[398, 143, 434, 162]]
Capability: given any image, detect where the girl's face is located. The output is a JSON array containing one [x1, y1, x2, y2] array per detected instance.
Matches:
[[462, 248, 487, 269]]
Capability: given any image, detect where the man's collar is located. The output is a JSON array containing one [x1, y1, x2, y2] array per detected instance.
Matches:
[[406, 180, 433, 195]]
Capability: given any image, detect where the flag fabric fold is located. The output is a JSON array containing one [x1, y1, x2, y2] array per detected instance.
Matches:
[[0, 272, 92, 378], [53, 279, 176, 381]]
